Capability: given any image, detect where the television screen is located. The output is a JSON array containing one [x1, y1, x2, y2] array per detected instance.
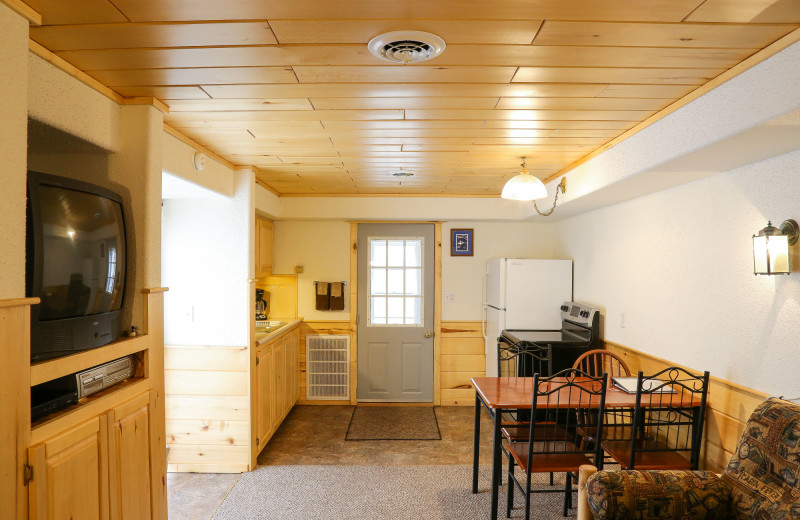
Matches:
[[35, 184, 126, 320]]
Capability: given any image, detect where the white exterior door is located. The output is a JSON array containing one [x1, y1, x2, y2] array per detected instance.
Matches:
[[357, 223, 435, 402]]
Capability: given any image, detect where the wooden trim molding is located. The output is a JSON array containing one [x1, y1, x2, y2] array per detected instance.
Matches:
[[28, 40, 123, 103], [0, 297, 39, 309], [349, 223, 358, 405], [1, 0, 41, 25], [141, 287, 169, 294], [433, 223, 442, 406], [121, 97, 169, 114]]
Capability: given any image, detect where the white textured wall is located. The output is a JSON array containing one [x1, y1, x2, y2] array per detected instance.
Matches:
[[162, 133, 234, 197], [162, 171, 253, 346], [553, 150, 800, 397], [255, 183, 281, 219], [0, 4, 28, 299], [28, 55, 120, 153], [442, 221, 559, 320], [273, 220, 351, 321]]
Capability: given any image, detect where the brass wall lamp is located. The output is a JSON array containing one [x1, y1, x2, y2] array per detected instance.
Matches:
[[753, 219, 798, 275]]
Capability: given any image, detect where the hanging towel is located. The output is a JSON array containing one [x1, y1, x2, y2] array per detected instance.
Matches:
[[315, 282, 330, 311], [329, 282, 344, 311]]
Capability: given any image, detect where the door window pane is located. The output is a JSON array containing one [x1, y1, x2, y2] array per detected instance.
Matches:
[[370, 240, 386, 267], [370, 268, 386, 295], [405, 297, 421, 325], [405, 269, 421, 295], [371, 297, 387, 325], [387, 240, 405, 267], [387, 268, 404, 295], [387, 297, 404, 324], [368, 237, 424, 326], [405, 241, 421, 267]]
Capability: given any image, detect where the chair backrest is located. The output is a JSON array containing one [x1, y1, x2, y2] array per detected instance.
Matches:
[[629, 367, 710, 470], [527, 368, 608, 468], [573, 349, 631, 379], [722, 398, 800, 519], [498, 336, 552, 378]]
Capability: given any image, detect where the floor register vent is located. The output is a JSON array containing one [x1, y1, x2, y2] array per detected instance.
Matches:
[[306, 335, 350, 400]]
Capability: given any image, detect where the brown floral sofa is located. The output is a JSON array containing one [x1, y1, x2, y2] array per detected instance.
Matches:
[[577, 398, 800, 520]]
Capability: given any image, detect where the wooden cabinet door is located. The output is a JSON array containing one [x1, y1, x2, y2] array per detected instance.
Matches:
[[287, 328, 300, 407], [255, 217, 273, 276], [255, 347, 272, 451], [28, 417, 109, 520], [107, 392, 153, 520], [270, 338, 285, 429]]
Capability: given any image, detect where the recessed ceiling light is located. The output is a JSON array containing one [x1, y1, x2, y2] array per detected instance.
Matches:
[[368, 31, 446, 64]]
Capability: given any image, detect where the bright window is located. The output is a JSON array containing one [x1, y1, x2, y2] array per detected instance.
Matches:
[[368, 238, 423, 326]]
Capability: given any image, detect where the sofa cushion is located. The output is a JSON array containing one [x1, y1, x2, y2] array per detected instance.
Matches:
[[585, 470, 731, 520], [721, 398, 800, 519]]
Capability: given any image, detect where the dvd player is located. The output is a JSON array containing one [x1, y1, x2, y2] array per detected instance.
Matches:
[[77, 355, 135, 398], [31, 374, 78, 422]]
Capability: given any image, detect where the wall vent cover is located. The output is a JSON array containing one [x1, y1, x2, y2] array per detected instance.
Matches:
[[367, 31, 446, 64], [306, 335, 350, 400]]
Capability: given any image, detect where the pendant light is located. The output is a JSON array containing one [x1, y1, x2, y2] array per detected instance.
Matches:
[[500, 157, 547, 201]]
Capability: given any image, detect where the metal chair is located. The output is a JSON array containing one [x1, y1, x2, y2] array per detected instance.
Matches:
[[601, 367, 709, 470], [506, 368, 607, 519]]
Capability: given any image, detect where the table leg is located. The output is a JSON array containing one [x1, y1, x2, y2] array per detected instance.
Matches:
[[491, 408, 502, 520], [473, 392, 481, 493]]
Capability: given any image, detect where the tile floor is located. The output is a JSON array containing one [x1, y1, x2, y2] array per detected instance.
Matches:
[[167, 405, 496, 520]]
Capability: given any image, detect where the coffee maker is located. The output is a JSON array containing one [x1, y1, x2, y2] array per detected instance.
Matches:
[[255, 288, 269, 320]]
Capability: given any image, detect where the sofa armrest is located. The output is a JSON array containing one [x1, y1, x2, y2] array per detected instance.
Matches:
[[583, 469, 731, 520]]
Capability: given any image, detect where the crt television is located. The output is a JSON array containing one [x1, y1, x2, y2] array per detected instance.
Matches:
[[26, 171, 128, 362]]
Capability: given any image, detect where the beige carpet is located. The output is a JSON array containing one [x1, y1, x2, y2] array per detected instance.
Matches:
[[345, 406, 441, 440], [210, 465, 577, 519]]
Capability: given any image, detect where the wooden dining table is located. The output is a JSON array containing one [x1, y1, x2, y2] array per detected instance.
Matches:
[[470, 376, 704, 520]]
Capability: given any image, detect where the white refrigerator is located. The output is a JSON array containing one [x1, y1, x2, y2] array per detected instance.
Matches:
[[482, 258, 573, 377]]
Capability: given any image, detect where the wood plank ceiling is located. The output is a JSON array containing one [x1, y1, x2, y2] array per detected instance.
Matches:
[[26, 0, 800, 196]]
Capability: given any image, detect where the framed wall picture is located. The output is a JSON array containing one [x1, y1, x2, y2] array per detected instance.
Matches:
[[450, 228, 474, 256]]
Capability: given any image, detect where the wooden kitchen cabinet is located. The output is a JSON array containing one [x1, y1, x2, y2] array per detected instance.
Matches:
[[255, 217, 273, 276], [28, 417, 109, 520], [270, 338, 286, 430], [252, 323, 300, 459], [107, 391, 156, 520], [28, 391, 156, 520], [254, 347, 273, 453]]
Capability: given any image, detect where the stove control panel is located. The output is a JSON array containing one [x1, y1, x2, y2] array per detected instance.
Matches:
[[560, 301, 599, 327]]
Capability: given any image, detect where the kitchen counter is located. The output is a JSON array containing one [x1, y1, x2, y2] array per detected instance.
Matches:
[[255, 318, 302, 345]]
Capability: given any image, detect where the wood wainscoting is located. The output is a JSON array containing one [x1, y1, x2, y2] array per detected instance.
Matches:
[[604, 340, 769, 473], [164, 344, 251, 473], [441, 321, 485, 406]]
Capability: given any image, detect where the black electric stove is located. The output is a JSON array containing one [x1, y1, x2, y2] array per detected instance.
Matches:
[[499, 301, 600, 376]]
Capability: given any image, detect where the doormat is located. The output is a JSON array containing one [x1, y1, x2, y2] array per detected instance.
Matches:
[[345, 406, 441, 440]]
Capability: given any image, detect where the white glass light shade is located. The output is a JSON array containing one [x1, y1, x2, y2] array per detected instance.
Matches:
[[753, 234, 789, 274], [500, 172, 547, 201]]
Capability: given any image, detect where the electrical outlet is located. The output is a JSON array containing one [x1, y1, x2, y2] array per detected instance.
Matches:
[[444, 291, 456, 303], [620, 312, 626, 328]]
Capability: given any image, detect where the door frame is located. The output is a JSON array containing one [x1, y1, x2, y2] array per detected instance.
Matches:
[[349, 221, 442, 405]]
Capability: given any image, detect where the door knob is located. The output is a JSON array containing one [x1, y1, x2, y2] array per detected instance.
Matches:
[[424, 331, 434, 338]]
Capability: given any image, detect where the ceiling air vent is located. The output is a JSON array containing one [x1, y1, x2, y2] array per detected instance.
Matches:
[[368, 31, 446, 64]]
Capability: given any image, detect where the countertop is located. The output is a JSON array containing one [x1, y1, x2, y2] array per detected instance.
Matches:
[[255, 318, 302, 345]]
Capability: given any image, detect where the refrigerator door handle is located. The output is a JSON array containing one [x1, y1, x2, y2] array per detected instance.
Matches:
[[481, 305, 487, 338], [481, 270, 490, 307]]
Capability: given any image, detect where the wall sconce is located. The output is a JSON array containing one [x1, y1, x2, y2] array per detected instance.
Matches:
[[753, 219, 798, 275], [500, 157, 567, 216]]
